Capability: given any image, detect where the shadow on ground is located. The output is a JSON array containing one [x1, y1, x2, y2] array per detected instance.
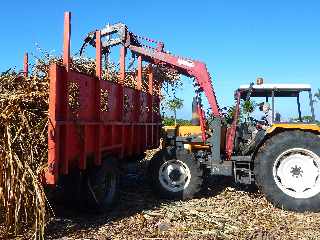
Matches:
[[45, 163, 260, 239]]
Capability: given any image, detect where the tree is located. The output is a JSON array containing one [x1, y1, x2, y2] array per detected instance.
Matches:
[[290, 115, 314, 123], [166, 97, 184, 125], [220, 105, 236, 125], [241, 100, 257, 122], [162, 116, 175, 126], [162, 117, 191, 126]]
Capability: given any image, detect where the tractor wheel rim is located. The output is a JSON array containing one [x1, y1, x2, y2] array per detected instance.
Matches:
[[273, 148, 320, 199], [159, 159, 191, 193]]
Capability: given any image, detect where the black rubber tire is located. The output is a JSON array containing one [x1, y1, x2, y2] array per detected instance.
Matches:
[[83, 156, 119, 212], [149, 147, 203, 200], [51, 167, 85, 210], [254, 130, 320, 212]]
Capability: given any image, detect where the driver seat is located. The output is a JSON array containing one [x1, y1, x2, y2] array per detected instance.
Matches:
[[242, 130, 266, 155]]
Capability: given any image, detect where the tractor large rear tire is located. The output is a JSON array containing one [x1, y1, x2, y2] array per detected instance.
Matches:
[[149, 147, 203, 200], [254, 130, 320, 212]]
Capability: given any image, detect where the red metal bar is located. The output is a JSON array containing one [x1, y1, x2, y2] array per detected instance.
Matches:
[[111, 125, 117, 145], [63, 12, 71, 71], [60, 11, 71, 173], [148, 66, 153, 124], [96, 30, 102, 80], [137, 55, 142, 90], [148, 65, 153, 95], [94, 124, 103, 165], [79, 125, 88, 170], [119, 47, 126, 157], [61, 125, 69, 174], [23, 52, 28, 77], [95, 30, 102, 165], [129, 125, 134, 155], [225, 92, 241, 159], [121, 126, 125, 158], [148, 65, 154, 145], [145, 126, 148, 148], [197, 104, 206, 142], [46, 64, 66, 184], [101, 144, 122, 152], [135, 55, 142, 122], [119, 47, 126, 84]]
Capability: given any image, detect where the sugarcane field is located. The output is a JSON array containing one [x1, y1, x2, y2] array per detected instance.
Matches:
[[1, 2, 320, 240]]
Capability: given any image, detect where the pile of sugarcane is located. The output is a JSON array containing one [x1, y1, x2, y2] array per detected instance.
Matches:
[[0, 53, 180, 239], [0, 66, 49, 239]]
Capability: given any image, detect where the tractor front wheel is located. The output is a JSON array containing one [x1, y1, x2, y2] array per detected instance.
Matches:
[[149, 147, 203, 200]]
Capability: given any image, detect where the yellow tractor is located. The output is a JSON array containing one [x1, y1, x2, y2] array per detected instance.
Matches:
[[150, 81, 320, 212]]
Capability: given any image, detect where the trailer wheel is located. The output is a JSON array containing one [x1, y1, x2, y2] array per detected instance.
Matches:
[[85, 156, 119, 212], [149, 147, 203, 200], [254, 130, 320, 212]]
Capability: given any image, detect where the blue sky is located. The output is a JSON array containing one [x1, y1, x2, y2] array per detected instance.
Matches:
[[0, 1, 319, 119]]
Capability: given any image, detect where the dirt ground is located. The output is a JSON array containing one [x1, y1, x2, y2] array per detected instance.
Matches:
[[42, 155, 320, 240], [2, 151, 319, 240]]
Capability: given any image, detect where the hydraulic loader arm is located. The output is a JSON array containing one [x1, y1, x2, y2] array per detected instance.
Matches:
[[80, 23, 221, 119]]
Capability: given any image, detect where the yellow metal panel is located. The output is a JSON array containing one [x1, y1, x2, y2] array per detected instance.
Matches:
[[177, 126, 202, 137], [191, 144, 210, 150], [183, 143, 210, 151], [266, 123, 320, 134], [163, 126, 177, 131]]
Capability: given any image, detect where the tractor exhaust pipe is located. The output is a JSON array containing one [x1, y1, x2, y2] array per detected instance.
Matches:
[[191, 97, 200, 125]]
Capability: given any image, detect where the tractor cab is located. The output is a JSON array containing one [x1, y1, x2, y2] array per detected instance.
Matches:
[[233, 81, 318, 156]]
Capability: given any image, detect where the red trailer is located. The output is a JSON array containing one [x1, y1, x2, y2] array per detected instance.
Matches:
[[43, 11, 220, 211], [44, 12, 162, 209]]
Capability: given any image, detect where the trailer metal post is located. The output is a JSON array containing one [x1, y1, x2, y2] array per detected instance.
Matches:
[[148, 65, 154, 146], [59, 12, 71, 174], [119, 47, 126, 158], [148, 64, 153, 96], [47, 65, 60, 184], [23, 52, 28, 78], [136, 55, 143, 152], [95, 30, 102, 165], [79, 126, 88, 170], [137, 55, 142, 90], [63, 12, 71, 71], [119, 47, 126, 84], [96, 30, 102, 81], [61, 12, 71, 174], [47, 64, 67, 184]]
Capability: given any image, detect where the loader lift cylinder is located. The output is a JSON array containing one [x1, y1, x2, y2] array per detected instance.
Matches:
[[191, 97, 200, 126]]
